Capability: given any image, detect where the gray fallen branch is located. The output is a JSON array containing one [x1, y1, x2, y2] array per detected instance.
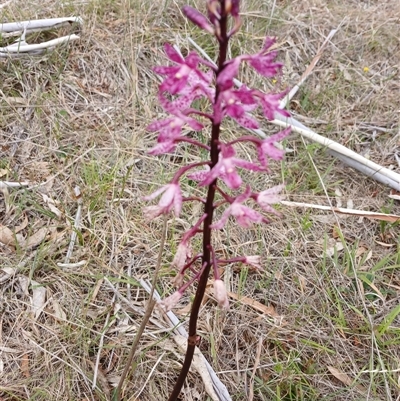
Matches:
[[280, 200, 400, 223], [274, 114, 400, 192], [0, 180, 30, 189], [64, 186, 83, 264], [0, 17, 82, 58], [0, 17, 82, 34]]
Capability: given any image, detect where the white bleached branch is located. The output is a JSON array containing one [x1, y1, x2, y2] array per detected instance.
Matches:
[[0, 17, 82, 58]]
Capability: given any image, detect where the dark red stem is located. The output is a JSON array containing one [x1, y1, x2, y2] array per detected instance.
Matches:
[[167, 3, 229, 400]]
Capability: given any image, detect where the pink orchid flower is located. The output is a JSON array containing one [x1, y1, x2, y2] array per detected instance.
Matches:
[[256, 90, 290, 121], [154, 44, 211, 95], [256, 127, 292, 165], [200, 143, 263, 189], [243, 255, 262, 270], [182, 6, 215, 34], [247, 37, 283, 78], [256, 184, 284, 214], [211, 187, 266, 229], [158, 291, 183, 311], [214, 85, 259, 128], [143, 183, 182, 219], [147, 101, 204, 155]]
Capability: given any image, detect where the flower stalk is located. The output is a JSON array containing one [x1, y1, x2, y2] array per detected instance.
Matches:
[[143, 0, 291, 399]]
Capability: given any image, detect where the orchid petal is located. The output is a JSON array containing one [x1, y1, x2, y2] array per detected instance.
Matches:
[[164, 43, 184, 63], [183, 5, 215, 33]]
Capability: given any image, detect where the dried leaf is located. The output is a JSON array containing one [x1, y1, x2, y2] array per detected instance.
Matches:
[[335, 188, 343, 208], [338, 63, 352, 82], [52, 298, 67, 321], [366, 281, 384, 300], [0, 267, 15, 284], [15, 215, 29, 233], [21, 227, 49, 249], [20, 353, 30, 378], [328, 366, 353, 386], [18, 276, 30, 295], [227, 292, 279, 318], [375, 240, 396, 248], [332, 226, 340, 239], [388, 193, 400, 200], [0, 186, 11, 215], [327, 366, 367, 394], [355, 246, 368, 258], [41, 193, 63, 218], [0, 168, 8, 177], [31, 280, 46, 319], [325, 242, 344, 257], [175, 302, 192, 316], [298, 275, 307, 294], [0, 225, 15, 246]]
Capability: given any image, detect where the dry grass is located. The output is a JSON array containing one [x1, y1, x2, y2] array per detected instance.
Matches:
[[1, 0, 399, 400]]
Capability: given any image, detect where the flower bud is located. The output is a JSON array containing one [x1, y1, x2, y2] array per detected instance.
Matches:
[[172, 241, 190, 270], [213, 280, 229, 309], [182, 6, 215, 34], [159, 291, 182, 312], [244, 255, 262, 270], [172, 273, 185, 288]]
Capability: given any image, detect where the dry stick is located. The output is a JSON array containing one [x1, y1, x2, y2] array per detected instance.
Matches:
[[248, 336, 263, 401], [0, 34, 80, 57], [279, 29, 338, 108], [0, 181, 29, 189], [115, 216, 168, 401], [0, 17, 82, 58], [0, 17, 83, 33], [280, 200, 400, 223], [272, 116, 400, 191], [64, 186, 83, 264]]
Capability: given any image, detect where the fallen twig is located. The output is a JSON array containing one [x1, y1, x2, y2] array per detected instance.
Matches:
[[0, 34, 80, 58], [0, 180, 30, 189], [280, 200, 400, 223], [0, 17, 82, 34], [280, 29, 338, 107], [64, 186, 83, 264], [0, 17, 82, 58], [114, 216, 168, 401]]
